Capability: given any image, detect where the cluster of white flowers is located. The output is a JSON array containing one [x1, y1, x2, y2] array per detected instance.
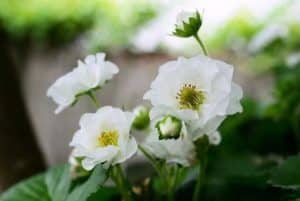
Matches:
[[47, 11, 243, 173], [47, 53, 138, 171], [142, 55, 243, 166]]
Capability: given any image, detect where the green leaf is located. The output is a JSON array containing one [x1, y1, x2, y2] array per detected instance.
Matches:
[[87, 187, 119, 201], [66, 165, 107, 201], [0, 174, 51, 201], [269, 155, 300, 189], [45, 164, 71, 201]]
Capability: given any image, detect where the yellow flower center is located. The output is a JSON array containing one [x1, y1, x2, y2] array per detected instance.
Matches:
[[176, 84, 205, 111], [97, 130, 119, 147]]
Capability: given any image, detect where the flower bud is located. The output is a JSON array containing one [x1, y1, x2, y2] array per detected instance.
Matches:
[[173, 10, 202, 38], [156, 115, 182, 140], [132, 106, 150, 130]]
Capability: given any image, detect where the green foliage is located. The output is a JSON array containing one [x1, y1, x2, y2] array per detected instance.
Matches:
[[0, 174, 51, 201], [268, 65, 300, 125], [45, 164, 71, 201], [86, 0, 157, 51], [0, 0, 99, 43], [270, 154, 300, 189], [206, 11, 263, 50], [87, 187, 119, 201], [66, 165, 107, 201], [0, 164, 107, 201], [0, 0, 157, 47]]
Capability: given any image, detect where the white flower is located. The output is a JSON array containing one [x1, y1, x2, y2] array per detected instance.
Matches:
[[47, 53, 119, 114], [144, 55, 243, 141], [142, 125, 196, 167], [69, 106, 137, 171], [248, 24, 288, 53]]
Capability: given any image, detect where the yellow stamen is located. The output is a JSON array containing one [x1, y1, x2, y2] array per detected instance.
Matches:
[[176, 84, 205, 111], [98, 130, 119, 147]]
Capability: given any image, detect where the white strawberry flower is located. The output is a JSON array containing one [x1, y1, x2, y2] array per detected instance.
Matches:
[[142, 125, 196, 167], [69, 106, 137, 171], [47, 53, 119, 114], [144, 55, 243, 142]]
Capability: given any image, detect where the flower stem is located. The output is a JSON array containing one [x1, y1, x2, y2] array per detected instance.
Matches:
[[193, 34, 208, 56], [139, 145, 176, 201], [193, 154, 207, 201], [138, 145, 161, 173], [87, 91, 100, 109], [110, 165, 133, 201]]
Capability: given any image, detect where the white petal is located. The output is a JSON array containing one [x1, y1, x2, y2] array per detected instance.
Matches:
[[227, 83, 243, 114], [81, 146, 119, 171], [142, 128, 196, 167], [113, 137, 137, 165], [47, 72, 78, 113], [149, 105, 198, 122]]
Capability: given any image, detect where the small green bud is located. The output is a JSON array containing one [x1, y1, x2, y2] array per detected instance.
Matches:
[[132, 106, 150, 130], [156, 115, 182, 140], [173, 10, 202, 38]]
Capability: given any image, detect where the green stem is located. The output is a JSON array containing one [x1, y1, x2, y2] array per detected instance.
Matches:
[[166, 165, 179, 201], [87, 91, 100, 109], [138, 145, 161, 173], [193, 34, 208, 56], [139, 145, 176, 201], [111, 165, 133, 201], [193, 155, 207, 201]]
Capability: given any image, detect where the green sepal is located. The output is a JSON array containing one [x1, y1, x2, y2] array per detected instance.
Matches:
[[71, 85, 101, 107], [173, 11, 202, 38]]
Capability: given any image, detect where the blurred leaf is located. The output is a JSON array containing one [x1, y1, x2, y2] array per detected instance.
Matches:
[[0, 0, 157, 46], [66, 165, 107, 201], [269, 155, 300, 189], [45, 164, 71, 201], [219, 97, 297, 156], [206, 11, 262, 50], [0, 174, 51, 201]]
